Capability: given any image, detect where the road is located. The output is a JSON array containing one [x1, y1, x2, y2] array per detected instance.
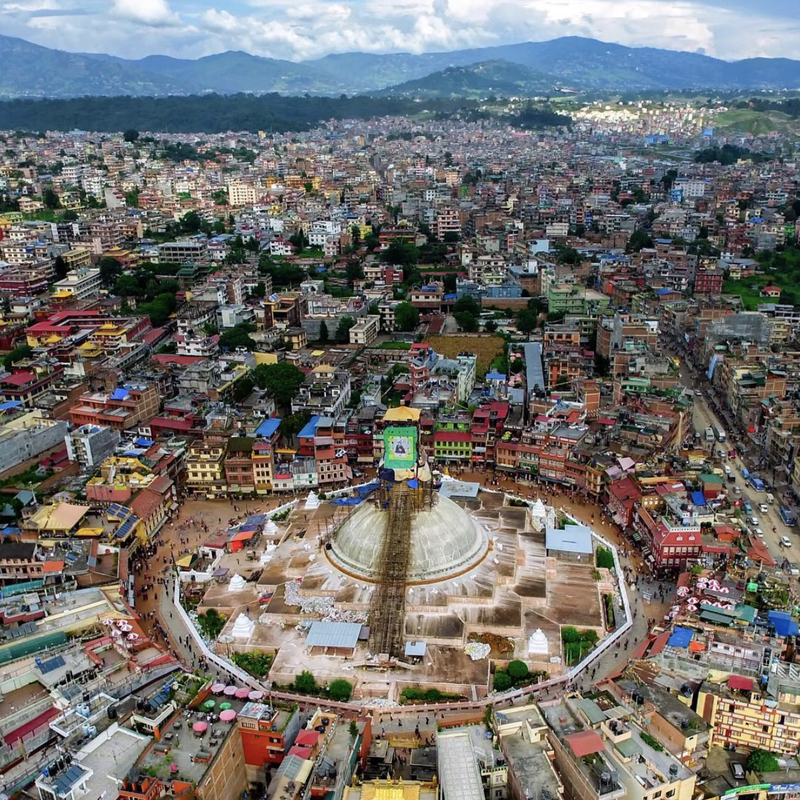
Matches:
[[666, 340, 796, 571]]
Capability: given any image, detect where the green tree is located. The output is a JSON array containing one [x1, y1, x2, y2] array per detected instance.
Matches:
[[395, 301, 419, 332], [485, 319, 498, 333], [349, 720, 359, 738], [53, 255, 68, 281], [232, 375, 255, 403], [124, 189, 139, 208], [289, 230, 309, 251], [42, 187, 60, 209], [493, 671, 512, 691], [336, 315, 356, 342], [746, 750, 779, 773], [507, 660, 529, 680], [386, 239, 419, 267], [252, 281, 267, 299], [3, 344, 32, 372], [454, 311, 478, 332], [596, 547, 614, 570], [123, 128, 139, 143], [218, 324, 257, 351], [252, 362, 306, 407], [453, 295, 481, 317], [294, 670, 318, 694], [516, 309, 539, 335], [346, 261, 365, 284], [318, 320, 329, 344], [627, 229, 654, 253], [97, 256, 123, 288], [443, 231, 460, 243], [328, 679, 353, 702]]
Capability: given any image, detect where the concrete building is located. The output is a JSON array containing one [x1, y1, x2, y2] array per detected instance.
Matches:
[[52, 267, 101, 302], [349, 315, 381, 346], [65, 424, 121, 470], [0, 410, 68, 475]]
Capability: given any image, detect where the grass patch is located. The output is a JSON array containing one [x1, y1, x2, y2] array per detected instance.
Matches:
[[400, 686, 464, 704], [379, 341, 412, 350], [232, 651, 274, 677], [427, 334, 504, 378]]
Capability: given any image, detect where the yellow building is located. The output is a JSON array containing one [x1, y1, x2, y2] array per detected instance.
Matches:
[[343, 778, 438, 800], [186, 442, 226, 497], [697, 669, 800, 755]]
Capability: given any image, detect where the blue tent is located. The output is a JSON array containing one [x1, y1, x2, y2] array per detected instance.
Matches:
[[691, 491, 707, 506], [667, 627, 693, 648], [768, 610, 799, 637]]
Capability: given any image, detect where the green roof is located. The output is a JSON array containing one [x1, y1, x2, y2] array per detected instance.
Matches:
[[735, 604, 758, 624], [614, 737, 642, 759], [699, 473, 723, 484], [576, 698, 607, 725]]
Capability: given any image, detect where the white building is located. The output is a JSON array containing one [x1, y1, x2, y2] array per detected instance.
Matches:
[[349, 315, 381, 346], [52, 268, 101, 301], [65, 424, 121, 470]]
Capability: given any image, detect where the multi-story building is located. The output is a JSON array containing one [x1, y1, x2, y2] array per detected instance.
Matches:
[[69, 384, 160, 431], [51, 267, 102, 303], [291, 366, 351, 417], [349, 315, 380, 346], [185, 441, 227, 497], [65, 424, 121, 470]]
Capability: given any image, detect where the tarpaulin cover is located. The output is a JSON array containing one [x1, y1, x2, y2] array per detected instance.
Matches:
[[332, 497, 362, 506], [667, 627, 693, 648]]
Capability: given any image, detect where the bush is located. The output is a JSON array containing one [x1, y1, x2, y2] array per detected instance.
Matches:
[[507, 660, 529, 680], [640, 732, 664, 752], [293, 670, 318, 695], [232, 651, 273, 677], [596, 546, 614, 570], [328, 679, 353, 702], [493, 671, 512, 691], [746, 749, 779, 773], [561, 626, 581, 644]]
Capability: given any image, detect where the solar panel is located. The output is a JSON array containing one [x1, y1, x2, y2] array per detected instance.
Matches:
[[40, 655, 66, 674]]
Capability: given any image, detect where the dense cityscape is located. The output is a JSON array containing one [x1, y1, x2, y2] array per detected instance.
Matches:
[[0, 45, 800, 800]]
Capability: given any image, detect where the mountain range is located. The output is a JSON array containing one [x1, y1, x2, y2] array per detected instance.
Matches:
[[1, 33, 800, 99]]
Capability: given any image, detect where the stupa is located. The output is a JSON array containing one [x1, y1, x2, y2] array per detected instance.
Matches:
[[231, 613, 254, 639], [304, 491, 320, 510], [528, 628, 549, 656], [228, 573, 247, 592]]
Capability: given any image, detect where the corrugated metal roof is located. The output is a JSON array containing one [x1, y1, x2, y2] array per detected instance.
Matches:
[[305, 621, 362, 650]]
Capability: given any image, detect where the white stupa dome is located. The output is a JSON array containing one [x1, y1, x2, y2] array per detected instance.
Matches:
[[264, 519, 278, 535], [305, 491, 320, 510], [328, 492, 488, 584], [228, 573, 247, 592], [231, 613, 254, 639], [528, 629, 549, 655]]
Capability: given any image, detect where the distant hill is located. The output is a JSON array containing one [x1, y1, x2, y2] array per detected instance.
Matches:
[[2, 33, 800, 99], [371, 60, 560, 98]]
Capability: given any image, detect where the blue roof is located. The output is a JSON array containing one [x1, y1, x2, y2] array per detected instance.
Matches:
[[768, 610, 799, 637], [297, 415, 320, 440], [486, 372, 506, 380], [655, 288, 673, 296], [255, 417, 282, 438], [0, 400, 23, 410], [667, 626, 693, 648], [444, 293, 457, 300], [691, 491, 707, 506], [111, 387, 130, 401], [135, 437, 154, 447]]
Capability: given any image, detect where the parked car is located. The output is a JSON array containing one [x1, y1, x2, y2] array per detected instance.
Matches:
[[731, 762, 745, 781], [724, 464, 732, 475]]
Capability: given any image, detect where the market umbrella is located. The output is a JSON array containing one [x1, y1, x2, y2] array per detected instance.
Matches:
[[219, 709, 237, 722], [202, 700, 216, 711], [211, 683, 226, 694], [192, 721, 208, 734], [223, 686, 237, 696], [219, 702, 232, 711], [248, 690, 264, 701], [235, 687, 249, 699]]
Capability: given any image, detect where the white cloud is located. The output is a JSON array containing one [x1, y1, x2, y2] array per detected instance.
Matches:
[[111, 0, 178, 25], [2, 0, 799, 61]]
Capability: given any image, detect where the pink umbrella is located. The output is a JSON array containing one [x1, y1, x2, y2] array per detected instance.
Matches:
[[219, 709, 237, 722], [223, 686, 237, 696], [235, 687, 249, 699], [126, 633, 140, 641], [211, 683, 226, 694], [248, 690, 264, 701], [192, 721, 208, 733]]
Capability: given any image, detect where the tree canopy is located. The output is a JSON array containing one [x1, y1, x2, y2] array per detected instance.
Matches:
[[394, 301, 419, 332], [218, 324, 257, 351], [746, 750, 779, 773], [336, 316, 356, 343], [252, 361, 306, 407]]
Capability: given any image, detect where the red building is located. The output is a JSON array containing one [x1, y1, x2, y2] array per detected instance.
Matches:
[[237, 702, 303, 766], [693, 267, 724, 295], [606, 476, 642, 528]]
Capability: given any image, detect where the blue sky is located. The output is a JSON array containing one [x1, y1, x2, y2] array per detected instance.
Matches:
[[3, 0, 799, 61]]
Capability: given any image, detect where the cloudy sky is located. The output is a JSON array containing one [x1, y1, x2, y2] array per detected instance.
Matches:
[[3, 0, 800, 62]]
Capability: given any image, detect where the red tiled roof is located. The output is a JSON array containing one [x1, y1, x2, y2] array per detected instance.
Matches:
[[564, 729, 605, 758], [728, 675, 754, 692], [295, 729, 320, 747], [1, 371, 36, 386]]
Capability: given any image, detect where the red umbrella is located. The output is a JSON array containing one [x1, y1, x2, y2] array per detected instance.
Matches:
[[192, 721, 208, 733], [235, 687, 249, 699], [219, 709, 237, 722], [223, 686, 237, 696]]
